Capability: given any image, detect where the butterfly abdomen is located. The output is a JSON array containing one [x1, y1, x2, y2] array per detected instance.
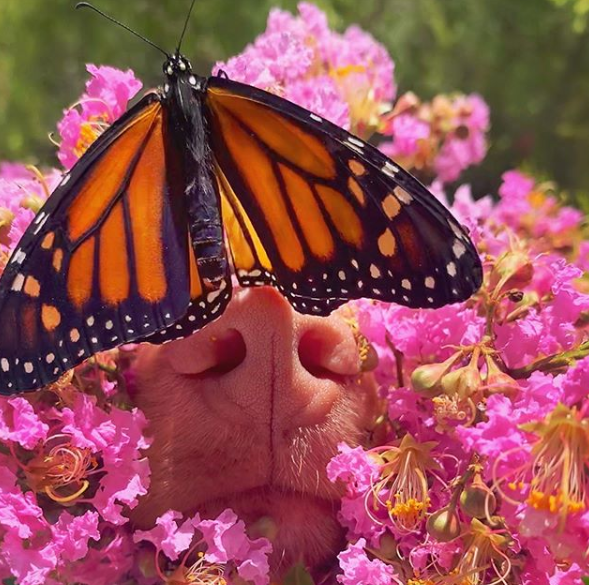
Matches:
[[163, 72, 228, 285]]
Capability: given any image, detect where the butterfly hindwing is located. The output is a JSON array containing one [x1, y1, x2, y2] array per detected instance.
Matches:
[[204, 77, 483, 314]]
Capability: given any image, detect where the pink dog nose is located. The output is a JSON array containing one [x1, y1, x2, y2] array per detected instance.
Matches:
[[162, 286, 362, 428]]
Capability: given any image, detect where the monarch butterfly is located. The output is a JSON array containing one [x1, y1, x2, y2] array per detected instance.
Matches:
[[0, 3, 482, 394]]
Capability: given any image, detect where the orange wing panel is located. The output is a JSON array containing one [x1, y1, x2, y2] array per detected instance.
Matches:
[[67, 101, 161, 242], [127, 113, 167, 302], [99, 201, 130, 305], [208, 88, 335, 179]]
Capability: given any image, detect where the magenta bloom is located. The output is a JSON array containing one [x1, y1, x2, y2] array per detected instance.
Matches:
[[383, 113, 430, 158], [57, 65, 142, 168], [214, 3, 394, 132], [135, 508, 272, 585], [52, 393, 151, 524], [337, 538, 397, 585]]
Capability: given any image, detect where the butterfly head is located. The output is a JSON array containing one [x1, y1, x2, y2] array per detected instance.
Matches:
[[163, 53, 193, 78]]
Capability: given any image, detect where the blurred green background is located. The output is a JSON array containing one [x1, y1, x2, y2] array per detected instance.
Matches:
[[0, 0, 588, 204]]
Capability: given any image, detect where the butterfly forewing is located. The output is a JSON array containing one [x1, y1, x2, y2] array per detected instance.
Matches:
[[0, 96, 193, 392], [203, 77, 482, 314]]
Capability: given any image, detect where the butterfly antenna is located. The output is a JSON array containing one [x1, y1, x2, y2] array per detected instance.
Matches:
[[76, 2, 170, 59], [176, 0, 197, 54]]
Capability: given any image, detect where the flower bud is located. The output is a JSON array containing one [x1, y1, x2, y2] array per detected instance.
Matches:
[[441, 361, 482, 400], [0, 207, 14, 226], [426, 505, 461, 542], [411, 353, 461, 396], [459, 473, 497, 518], [377, 533, 398, 560], [0, 208, 15, 242], [489, 250, 533, 296], [21, 194, 45, 214], [485, 357, 519, 399]]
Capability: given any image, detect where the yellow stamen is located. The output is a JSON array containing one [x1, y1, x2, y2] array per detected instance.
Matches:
[[369, 435, 439, 531], [521, 404, 589, 528]]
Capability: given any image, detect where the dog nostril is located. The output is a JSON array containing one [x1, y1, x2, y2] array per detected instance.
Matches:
[[298, 326, 360, 379], [207, 328, 247, 374]]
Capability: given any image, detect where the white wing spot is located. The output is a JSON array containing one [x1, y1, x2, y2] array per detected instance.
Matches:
[[310, 113, 322, 123], [394, 186, 413, 204], [453, 240, 467, 258], [447, 262, 457, 277], [11, 273, 25, 292], [1, 358, 8, 372], [382, 161, 400, 178], [207, 290, 221, 303], [402, 279, 412, 290], [427, 297, 434, 303], [24, 362, 33, 374], [86, 316, 95, 326], [425, 276, 435, 289], [32, 213, 49, 235], [351, 259, 359, 270], [370, 264, 381, 278], [105, 320, 114, 330], [338, 270, 346, 281], [347, 136, 365, 149], [12, 249, 26, 265], [70, 328, 80, 343]]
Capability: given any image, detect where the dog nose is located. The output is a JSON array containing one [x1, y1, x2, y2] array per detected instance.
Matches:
[[162, 286, 361, 428]]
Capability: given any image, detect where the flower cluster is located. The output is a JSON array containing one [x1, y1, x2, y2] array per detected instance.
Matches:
[[380, 92, 490, 183], [57, 64, 142, 169], [330, 171, 589, 584], [213, 2, 395, 135], [0, 3, 587, 585]]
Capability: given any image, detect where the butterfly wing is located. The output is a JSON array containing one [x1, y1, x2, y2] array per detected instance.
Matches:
[[0, 93, 229, 394], [204, 76, 482, 315]]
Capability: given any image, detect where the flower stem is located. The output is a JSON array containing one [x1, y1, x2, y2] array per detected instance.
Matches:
[[508, 340, 589, 379]]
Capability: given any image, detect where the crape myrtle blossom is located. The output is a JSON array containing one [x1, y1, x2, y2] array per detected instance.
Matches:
[[0, 3, 587, 585], [333, 170, 589, 583]]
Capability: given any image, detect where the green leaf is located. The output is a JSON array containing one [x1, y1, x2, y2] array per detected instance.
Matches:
[[282, 563, 316, 585], [581, 576, 589, 585]]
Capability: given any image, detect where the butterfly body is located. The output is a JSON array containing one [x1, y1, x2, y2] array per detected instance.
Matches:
[[0, 51, 483, 394], [162, 56, 226, 285]]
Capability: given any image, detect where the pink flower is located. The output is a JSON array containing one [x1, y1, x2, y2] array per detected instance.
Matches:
[[57, 528, 135, 585], [284, 76, 350, 128], [57, 64, 142, 168], [327, 442, 378, 493], [135, 509, 272, 585], [434, 132, 487, 182], [84, 64, 142, 119], [133, 510, 199, 562], [198, 509, 272, 585], [337, 538, 397, 585], [0, 397, 49, 449], [214, 3, 394, 133], [499, 169, 535, 201], [383, 113, 430, 158], [50, 511, 100, 562], [52, 393, 151, 524]]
